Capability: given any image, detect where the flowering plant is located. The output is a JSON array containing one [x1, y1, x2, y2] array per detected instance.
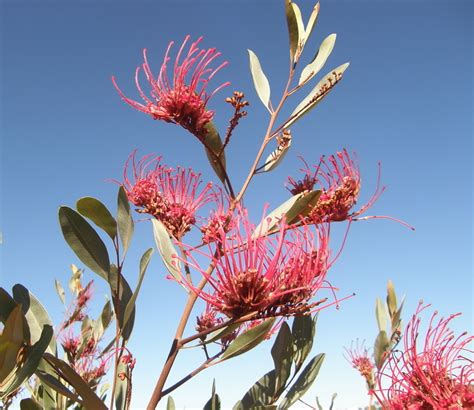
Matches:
[[1, 1, 471, 410]]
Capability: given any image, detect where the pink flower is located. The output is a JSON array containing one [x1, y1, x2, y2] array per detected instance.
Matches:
[[374, 303, 474, 409], [200, 188, 235, 244], [112, 35, 230, 140], [344, 340, 375, 391], [122, 151, 215, 239], [181, 208, 332, 319], [287, 149, 383, 224]]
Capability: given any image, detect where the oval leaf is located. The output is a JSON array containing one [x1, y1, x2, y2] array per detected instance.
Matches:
[[204, 122, 227, 184], [375, 297, 387, 333], [263, 138, 292, 173], [374, 330, 390, 370], [222, 318, 275, 361], [58, 206, 110, 280], [237, 370, 276, 408], [286, 62, 350, 128], [271, 322, 293, 393], [152, 219, 182, 282], [285, 0, 300, 61], [117, 186, 134, 256], [248, 49, 271, 112], [123, 248, 154, 330], [299, 33, 337, 85], [12, 284, 56, 355], [280, 353, 325, 408], [292, 314, 317, 371], [77, 197, 117, 239]]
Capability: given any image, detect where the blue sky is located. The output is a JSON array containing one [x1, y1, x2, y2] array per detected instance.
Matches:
[[1, 0, 472, 408]]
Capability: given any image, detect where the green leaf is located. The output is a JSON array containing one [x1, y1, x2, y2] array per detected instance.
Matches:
[[20, 398, 42, 410], [299, 33, 337, 85], [263, 138, 292, 173], [93, 300, 114, 341], [285, 0, 299, 61], [43, 353, 107, 409], [204, 380, 221, 410], [374, 330, 390, 370], [203, 322, 241, 345], [286, 62, 350, 128], [304, 2, 320, 41], [254, 191, 321, 238], [12, 284, 56, 355], [386, 280, 397, 318], [279, 353, 325, 409], [375, 297, 387, 333], [0, 288, 17, 323], [391, 296, 405, 335], [222, 318, 275, 360], [1, 325, 54, 399], [203, 122, 227, 185], [0, 306, 27, 383], [292, 314, 317, 371], [248, 49, 271, 112], [123, 248, 153, 330], [77, 197, 117, 239], [167, 396, 176, 410], [152, 219, 182, 282], [54, 279, 66, 305], [58, 206, 110, 280], [114, 360, 128, 410], [109, 266, 135, 341], [117, 186, 134, 256], [271, 322, 293, 393], [36, 368, 83, 404], [237, 370, 276, 408]]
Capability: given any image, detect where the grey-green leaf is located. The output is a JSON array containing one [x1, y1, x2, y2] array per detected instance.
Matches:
[[248, 49, 271, 112], [271, 322, 293, 393], [299, 33, 337, 85], [279, 353, 325, 409], [58, 206, 110, 280], [123, 248, 153, 330], [167, 396, 176, 410], [375, 297, 387, 333], [77, 197, 117, 239], [304, 2, 320, 41], [55, 279, 66, 305], [204, 380, 221, 410], [222, 318, 275, 360], [109, 266, 135, 342], [286, 62, 350, 128], [43, 353, 107, 409], [237, 370, 276, 408], [285, 0, 299, 61], [12, 284, 56, 355], [374, 330, 390, 370], [386, 280, 397, 317], [152, 219, 182, 282], [117, 186, 134, 256], [263, 138, 292, 172], [292, 314, 317, 371], [204, 122, 227, 185], [20, 398, 42, 410]]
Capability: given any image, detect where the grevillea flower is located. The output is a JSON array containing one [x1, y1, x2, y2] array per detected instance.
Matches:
[[287, 149, 383, 224], [345, 340, 375, 391], [374, 303, 474, 409], [181, 208, 332, 319], [200, 188, 235, 244], [112, 35, 230, 141], [122, 151, 215, 239]]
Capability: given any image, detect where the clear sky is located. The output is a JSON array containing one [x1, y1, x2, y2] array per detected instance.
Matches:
[[1, 0, 472, 409]]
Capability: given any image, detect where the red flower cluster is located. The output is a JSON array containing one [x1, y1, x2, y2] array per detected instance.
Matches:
[[345, 340, 375, 391], [287, 149, 383, 224], [182, 208, 331, 319], [122, 151, 215, 239], [112, 36, 229, 141], [374, 303, 474, 409]]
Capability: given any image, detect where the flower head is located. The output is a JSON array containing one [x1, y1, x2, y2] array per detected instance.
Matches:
[[374, 303, 474, 409], [181, 207, 331, 319], [112, 35, 230, 140], [200, 188, 235, 244], [287, 149, 383, 224], [345, 339, 375, 391], [122, 151, 215, 239]]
